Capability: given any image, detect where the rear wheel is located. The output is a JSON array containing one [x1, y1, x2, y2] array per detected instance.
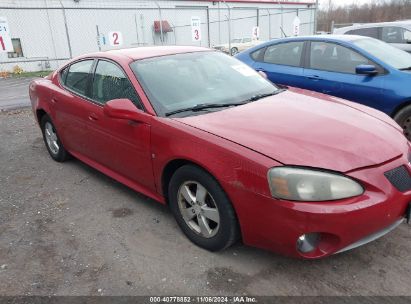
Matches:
[[393, 105, 411, 140], [40, 115, 69, 162], [168, 165, 240, 251]]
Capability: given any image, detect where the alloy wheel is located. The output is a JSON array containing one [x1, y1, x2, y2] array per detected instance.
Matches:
[[177, 181, 220, 238], [44, 121, 59, 155]]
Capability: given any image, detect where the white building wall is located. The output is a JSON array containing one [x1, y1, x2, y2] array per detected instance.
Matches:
[[0, 0, 316, 72]]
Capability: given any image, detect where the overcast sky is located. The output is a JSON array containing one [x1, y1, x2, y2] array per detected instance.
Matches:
[[319, 0, 373, 9]]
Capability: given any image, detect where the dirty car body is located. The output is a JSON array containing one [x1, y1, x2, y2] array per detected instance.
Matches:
[[29, 46, 411, 259]]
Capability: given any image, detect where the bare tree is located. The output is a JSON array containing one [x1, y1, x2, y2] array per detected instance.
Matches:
[[317, 0, 411, 32]]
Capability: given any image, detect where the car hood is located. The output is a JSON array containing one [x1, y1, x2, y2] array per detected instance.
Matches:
[[174, 89, 407, 172]]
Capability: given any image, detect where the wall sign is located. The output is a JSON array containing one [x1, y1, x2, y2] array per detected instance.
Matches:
[[108, 31, 123, 47], [252, 26, 260, 39], [293, 16, 301, 36], [191, 17, 202, 42], [0, 17, 13, 52]]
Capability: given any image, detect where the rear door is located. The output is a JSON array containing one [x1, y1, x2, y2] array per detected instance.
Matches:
[[251, 41, 306, 87], [52, 59, 94, 155], [303, 41, 384, 108]]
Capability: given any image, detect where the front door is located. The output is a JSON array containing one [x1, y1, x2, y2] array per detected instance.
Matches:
[[84, 59, 155, 191], [303, 41, 384, 108]]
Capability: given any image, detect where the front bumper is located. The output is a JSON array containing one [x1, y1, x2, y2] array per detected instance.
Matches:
[[336, 218, 404, 254], [226, 155, 411, 259]]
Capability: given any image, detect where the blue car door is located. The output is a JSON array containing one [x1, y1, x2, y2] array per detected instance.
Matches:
[[303, 41, 384, 109], [251, 41, 306, 88]]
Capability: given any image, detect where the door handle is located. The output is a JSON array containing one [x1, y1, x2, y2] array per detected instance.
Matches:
[[306, 75, 323, 81], [88, 113, 99, 121], [51, 97, 58, 103], [255, 68, 266, 72]]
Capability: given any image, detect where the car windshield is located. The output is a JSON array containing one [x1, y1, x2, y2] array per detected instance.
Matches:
[[130, 51, 278, 116], [231, 39, 242, 43], [353, 37, 411, 70]]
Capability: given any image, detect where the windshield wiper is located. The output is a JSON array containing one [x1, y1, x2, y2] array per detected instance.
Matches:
[[246, 89, 286, 102], [165, 102, 247, 117], [165, 89, 286, 117], [400, 66, 411, 71]]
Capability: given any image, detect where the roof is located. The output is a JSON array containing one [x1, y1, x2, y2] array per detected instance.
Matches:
[[335, 20, 411, 32], [190, 0, 315, 4], [88, 46, 212, 61], [302, 34, 366, 41], [264, 34, 366, 43], [249, 35, 368, 50]]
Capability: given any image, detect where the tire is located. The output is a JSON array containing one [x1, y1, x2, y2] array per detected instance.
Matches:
[[168, 165, 240, 251], [230, 47, 239, 56], [40, 114, 70, 162], [393, 105, 411, 140]]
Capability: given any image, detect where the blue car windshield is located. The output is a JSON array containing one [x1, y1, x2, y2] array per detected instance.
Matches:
[[353, 37, 411, 70]]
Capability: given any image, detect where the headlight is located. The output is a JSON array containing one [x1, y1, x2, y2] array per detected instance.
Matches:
[[267, 167, 364, 201]]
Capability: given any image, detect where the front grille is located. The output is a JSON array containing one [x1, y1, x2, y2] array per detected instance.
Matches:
[[384, 165, 411, 192]]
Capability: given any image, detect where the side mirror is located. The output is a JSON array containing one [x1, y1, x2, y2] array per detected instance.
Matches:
[[356, 64, 378, 76], [103, 98, 145, 122]]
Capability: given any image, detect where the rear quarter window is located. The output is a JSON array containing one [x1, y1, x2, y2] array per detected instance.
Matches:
[[250, 48, 265, 61], [60, 67, 69, 84]]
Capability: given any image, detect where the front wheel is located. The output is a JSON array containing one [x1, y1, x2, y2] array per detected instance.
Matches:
[[168, 165, 240, 251], [393, 105, 411, 140]]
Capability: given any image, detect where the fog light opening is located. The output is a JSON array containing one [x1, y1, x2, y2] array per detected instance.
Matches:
[[297, 233, 320, 253]]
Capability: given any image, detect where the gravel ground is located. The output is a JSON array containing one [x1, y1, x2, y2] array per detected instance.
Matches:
[[1, 108, 411, 296], [0, 78, 35, 111]]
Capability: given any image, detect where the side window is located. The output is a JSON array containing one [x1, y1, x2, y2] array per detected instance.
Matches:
[[347, 27, 380, 39], [310, 41, 369, 74], [91, 60, 141, 108], [263, 42, 304, 67], [243, 38, 252, 43], [65, 60, 93, 96], [382, 27, 409, 43]]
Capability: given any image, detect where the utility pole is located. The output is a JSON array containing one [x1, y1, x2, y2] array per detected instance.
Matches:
[[314, 0, 319, 34], [221, 1, 231, 55], [59, 0, 73, 58], [277, 1, 284, 38], [155, 2, 164, 45]]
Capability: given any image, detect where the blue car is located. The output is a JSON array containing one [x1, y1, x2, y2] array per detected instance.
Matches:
[[236, 35, 411, 139]]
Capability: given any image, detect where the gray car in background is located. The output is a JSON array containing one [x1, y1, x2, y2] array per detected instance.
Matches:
[[334, 21, 411, 53]]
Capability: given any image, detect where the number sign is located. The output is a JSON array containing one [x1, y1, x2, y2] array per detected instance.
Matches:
[[191, 17, 201, 42], [0, 17, 13, 52], [108, 31, 123, 47], [293, 16, 301, 36], [252, 26, 260, 39]]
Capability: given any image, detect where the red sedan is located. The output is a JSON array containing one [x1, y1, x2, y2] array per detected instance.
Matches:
[[29, 46, 411, 259]]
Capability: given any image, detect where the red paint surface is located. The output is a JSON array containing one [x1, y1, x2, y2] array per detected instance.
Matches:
[[29, 47, 411, 258]]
